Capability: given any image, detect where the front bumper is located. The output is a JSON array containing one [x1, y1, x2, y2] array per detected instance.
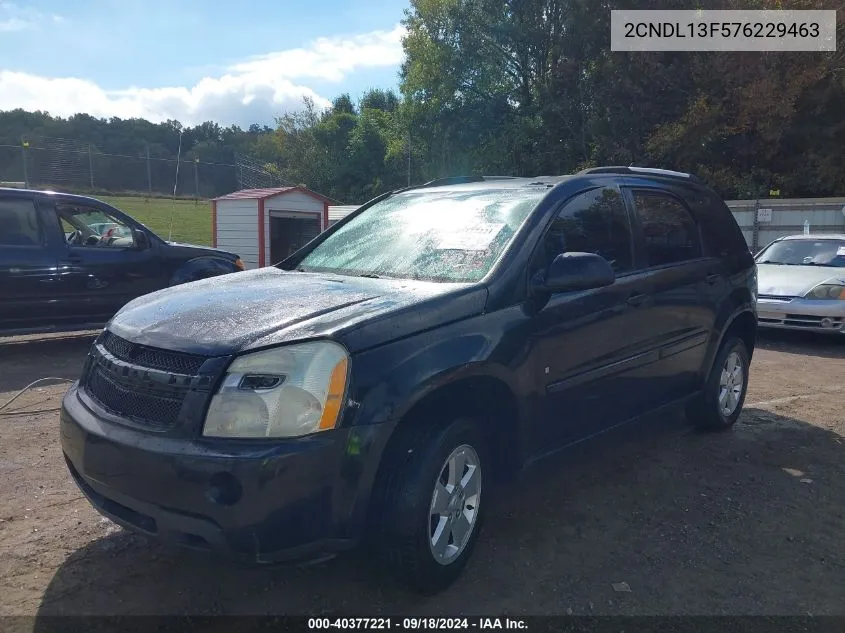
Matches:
[[60, 382, 392, 563], [757, 297, 845, 334]]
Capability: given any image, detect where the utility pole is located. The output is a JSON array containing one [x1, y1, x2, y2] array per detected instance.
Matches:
[[21, 139, 29, 188], [88, 144, 95, 190], [146, 144, 152, 196], [194, 156, 200, 204]]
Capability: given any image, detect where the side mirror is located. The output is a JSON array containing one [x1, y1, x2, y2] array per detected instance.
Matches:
[[135, 230, 150, 249], [536, 252, 615, 294]]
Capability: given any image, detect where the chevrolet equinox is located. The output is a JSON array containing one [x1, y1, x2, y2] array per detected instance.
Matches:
[[61, 167, 757, 594]]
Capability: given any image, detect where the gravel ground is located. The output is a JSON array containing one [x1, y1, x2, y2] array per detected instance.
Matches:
[[1, 329, 844, 617]]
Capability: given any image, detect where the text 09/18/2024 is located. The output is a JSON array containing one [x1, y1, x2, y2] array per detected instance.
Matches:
[[610, 10, 836, 52]]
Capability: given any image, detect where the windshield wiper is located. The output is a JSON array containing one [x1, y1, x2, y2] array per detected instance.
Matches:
[[356, 273, 381, 279], [802, 262, 835, 267]]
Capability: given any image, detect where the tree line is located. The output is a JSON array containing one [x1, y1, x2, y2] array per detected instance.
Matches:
[[2, 0, 844, 203]]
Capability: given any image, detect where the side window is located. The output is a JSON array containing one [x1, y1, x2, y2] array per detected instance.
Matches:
[[57, 204, 135, 249], [693, 192, 748, 256], [0, 198, 42, 246], [540, 187, 633, 273], [632, 191, 701, 266]]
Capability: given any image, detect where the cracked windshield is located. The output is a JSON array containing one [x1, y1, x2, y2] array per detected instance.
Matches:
[[298, 189, 545, 282]]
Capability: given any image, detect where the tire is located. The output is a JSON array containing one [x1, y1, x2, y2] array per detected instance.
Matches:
[[689, 337, 750, 432], [377, 417, 486, 594]]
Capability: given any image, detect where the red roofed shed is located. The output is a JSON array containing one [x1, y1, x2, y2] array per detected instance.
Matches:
[[212, 186, 337, 269]]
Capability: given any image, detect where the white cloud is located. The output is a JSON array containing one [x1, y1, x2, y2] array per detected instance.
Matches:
[[231, 26, 406, 82], [0, 16, 30, 30], [0, 2, 62, 30], [0, 25, 405, 127]]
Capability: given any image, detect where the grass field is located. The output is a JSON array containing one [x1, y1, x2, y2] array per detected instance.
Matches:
[[99, 195, 213, 246]]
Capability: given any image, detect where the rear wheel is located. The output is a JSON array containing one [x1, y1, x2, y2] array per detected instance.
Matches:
[[377, 417, 486, 594], [689, 337, 750, 431]]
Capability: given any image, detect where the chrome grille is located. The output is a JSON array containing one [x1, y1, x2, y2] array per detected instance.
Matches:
[[758, 294, 796, 302], [82, 331, 213, 432], [101, 331, 206, 375], [86, 364, 184, 429]]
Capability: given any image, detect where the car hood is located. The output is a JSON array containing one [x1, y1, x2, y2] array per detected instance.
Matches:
[[164, 240, 237, 259], [757, 263, 845, 297], [107, 267, 486, 356]]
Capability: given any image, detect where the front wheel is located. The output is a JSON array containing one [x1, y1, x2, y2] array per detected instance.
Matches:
[[689, 337, 750, 431], [378, 418, 486, 594]]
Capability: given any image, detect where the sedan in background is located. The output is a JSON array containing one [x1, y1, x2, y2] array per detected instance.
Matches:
[[755, 234, 845, 334]]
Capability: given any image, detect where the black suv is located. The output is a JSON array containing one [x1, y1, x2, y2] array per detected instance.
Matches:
[[60, 168, 757, 593], [0, 188, 243, 336]]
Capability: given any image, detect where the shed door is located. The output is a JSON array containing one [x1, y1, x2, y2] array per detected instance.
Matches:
[[270, 215, 322, 263]]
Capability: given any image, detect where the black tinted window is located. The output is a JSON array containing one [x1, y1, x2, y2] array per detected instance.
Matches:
[[692, 191, 748, 256], [542, 187, 633, 273], [632, 191, 701, 266], [0, 198, 41, 246]]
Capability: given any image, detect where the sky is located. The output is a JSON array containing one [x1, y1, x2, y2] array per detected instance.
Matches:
[[0, 0, 409, 127]]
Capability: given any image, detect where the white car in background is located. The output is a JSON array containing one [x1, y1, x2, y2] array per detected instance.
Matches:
[[755, 234, 845, 334]]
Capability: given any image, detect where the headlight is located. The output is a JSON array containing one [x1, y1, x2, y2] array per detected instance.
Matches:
[[805, 284, 845, 300], [203, 341, 349, 438]]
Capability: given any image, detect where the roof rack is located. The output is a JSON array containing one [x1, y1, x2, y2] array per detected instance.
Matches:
[[417, 175, 520, 188], [578, 166, 702, 183]]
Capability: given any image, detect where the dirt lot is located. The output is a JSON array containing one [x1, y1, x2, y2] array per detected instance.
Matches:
[[1, 330, 844, 618]]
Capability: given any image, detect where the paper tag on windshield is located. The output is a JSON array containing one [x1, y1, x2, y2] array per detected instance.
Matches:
[[437, 223, 505, 251], [837, 246, 845, 256]]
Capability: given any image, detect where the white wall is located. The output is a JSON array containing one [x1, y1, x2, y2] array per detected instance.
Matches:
[[328, 205, 358, 223], [264, 191, 324, 265], [726, 197, 845, 251], [216, 199, 259, 269]]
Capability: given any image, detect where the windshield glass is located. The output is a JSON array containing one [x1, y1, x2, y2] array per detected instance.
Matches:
[[297, 188, 545, 282], [756, 239, 845, 267]]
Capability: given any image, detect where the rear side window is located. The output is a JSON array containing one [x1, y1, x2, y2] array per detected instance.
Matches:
[[693, 192, 749, 256], [632, 191, 701, 266], [542, 187, 633, 273], [0, 197, 42, 246]]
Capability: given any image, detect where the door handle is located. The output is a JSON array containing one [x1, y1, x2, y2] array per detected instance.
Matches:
[[63, 253, 83, 263], [705, 273, 721, 285], [626, 292, 649, 307]]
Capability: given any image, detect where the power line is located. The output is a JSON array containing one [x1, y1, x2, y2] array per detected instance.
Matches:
[[0, 134, 282, 197]]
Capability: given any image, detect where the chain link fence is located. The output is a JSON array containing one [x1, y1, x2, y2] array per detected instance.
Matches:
[[0, 136, 284, 198]]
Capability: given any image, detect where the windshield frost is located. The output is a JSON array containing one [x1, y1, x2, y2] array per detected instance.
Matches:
[[757, 239, 845, 267], [297, 189, 545, 282]]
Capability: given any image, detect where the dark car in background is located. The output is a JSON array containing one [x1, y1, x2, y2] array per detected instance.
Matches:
[[0, 188, 244, 336], [60, 167, 757, 593]]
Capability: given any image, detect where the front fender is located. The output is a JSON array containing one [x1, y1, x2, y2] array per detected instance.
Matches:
[[337, 325, 521, 540], [169, 257, 239, 286], [346, 323, 519, 430]]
